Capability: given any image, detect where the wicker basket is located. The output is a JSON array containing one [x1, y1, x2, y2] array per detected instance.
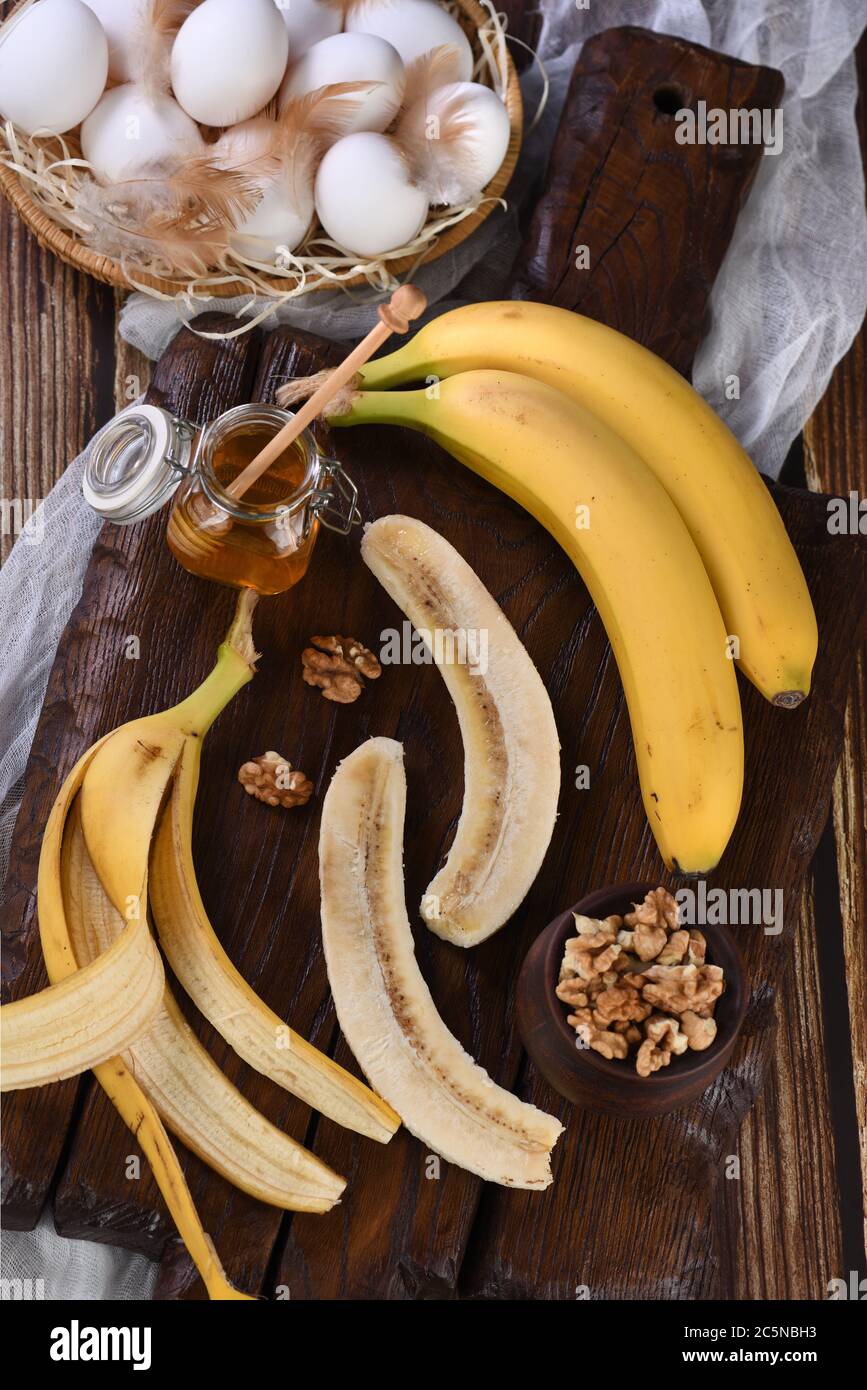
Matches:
[[0, 0, 522, 298]]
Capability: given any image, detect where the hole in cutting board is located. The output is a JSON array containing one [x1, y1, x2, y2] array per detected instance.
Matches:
[[653, 83, 687, 115]]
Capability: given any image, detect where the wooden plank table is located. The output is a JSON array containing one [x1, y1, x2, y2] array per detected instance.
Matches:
[[0, 20, 864, 1300]]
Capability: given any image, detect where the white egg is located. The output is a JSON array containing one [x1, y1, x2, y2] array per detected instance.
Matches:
[[81, 0, 146, 83], [229, 179, 313, 261], [453, 84, 511, 187], [315, 131, 427, 258], [346, 0, 473, 82], [274, 0, 341, 57], [213, 117, 312, 261], [81, 84, 205, 184], [213, 116, 274, 168], [279, 32, 405, 134], [0, 0, 108, 136], [404, 80, 510, 204], [171, 0, 290, 128]]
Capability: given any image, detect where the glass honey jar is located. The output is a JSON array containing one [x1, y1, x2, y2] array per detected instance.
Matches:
[[82, 402, 360, 595]]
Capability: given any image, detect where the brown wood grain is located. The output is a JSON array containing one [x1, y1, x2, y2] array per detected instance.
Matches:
[[804, 325, 867, 1260], [512, 26, 785, 375], [112, 290, 152, 410], [0, 201, 115, 562], [715, 881, 844, 1299]]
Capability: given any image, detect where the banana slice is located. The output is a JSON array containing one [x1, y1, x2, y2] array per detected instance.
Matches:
[[362, 515, 560, 947], [63, 800, 345, 1214], [319, 737, 564, 1188]]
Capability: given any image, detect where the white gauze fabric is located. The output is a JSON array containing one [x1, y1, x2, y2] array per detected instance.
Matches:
[[1, 0, 865, 1302]]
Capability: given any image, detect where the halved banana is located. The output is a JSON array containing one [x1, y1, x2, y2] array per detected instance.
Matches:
[[319, 737, 564, 1188], [362, 515, 560, 947]]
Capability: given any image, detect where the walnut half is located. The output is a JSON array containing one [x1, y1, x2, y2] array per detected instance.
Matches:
[[238, 751, 314, 808], [301, 634, 382, 704]]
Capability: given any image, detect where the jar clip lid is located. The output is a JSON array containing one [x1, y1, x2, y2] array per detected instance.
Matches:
[[82, 404, 195, 525]]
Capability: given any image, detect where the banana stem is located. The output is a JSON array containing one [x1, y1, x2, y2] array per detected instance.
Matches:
[[171, 591, 260, 738], [224, 588, 260, 668], [332, 388, 430, 431], [358, 340, 420, 390]]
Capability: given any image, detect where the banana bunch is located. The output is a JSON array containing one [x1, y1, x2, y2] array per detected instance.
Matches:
[[0, 592, 398, 1300], [280, 303, 817, 873]]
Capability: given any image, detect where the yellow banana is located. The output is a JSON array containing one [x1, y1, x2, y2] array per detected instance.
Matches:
[[149, 737, 400, 1143], [326, 370, 744, 874], [286, 300, 816, 706]]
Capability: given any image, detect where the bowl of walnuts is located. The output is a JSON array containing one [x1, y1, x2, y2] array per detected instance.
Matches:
[[516, 882, 749, 1119]]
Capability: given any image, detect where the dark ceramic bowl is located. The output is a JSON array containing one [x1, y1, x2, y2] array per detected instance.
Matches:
[[516, 881, 748, 1118]]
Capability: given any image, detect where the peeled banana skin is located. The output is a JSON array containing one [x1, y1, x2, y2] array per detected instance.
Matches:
[[335, 371, 745, 875], [64, 798, 346, 1214], [11, 594, 360, 1298], [34, 740, 253, 1299], [354, 301, 818, 707], [148, 735, 401, 1143]]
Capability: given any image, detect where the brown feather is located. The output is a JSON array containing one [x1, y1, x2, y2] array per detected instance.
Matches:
[[136, 0, 203, 96], [261, 82, 382, 204], [278, 81, 382, 153], [163, 156, 261, 224], [149, 0, 202, 36], [398, 43, 467, 114], [73, 156, 257, 276]]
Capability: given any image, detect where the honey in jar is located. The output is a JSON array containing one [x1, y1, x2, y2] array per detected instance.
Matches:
[[82, 402, 360, 595], [167, 407, 322, 594]]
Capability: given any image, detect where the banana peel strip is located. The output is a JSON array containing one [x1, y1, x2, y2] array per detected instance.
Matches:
[[15, 742, 253, 1298], [63, 799, 345, 1214], [150, 739, 400, 1145], [0, 738, 164, 1092]]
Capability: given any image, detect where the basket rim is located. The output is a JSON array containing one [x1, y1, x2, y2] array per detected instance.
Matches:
[[0, 0, 523, 300]]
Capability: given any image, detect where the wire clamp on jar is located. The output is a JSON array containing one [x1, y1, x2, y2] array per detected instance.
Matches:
[[310, 460, 362, 535]]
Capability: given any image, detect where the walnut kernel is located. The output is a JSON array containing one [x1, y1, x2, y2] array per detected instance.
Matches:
[[301, 634, 382, 703], [238, 751, 313, 808]]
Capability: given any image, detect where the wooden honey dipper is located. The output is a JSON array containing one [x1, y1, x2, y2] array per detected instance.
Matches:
[[225, 283, 428, 503]]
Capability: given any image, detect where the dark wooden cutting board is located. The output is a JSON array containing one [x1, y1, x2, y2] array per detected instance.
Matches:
[[3, 29, 864, 1299]]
